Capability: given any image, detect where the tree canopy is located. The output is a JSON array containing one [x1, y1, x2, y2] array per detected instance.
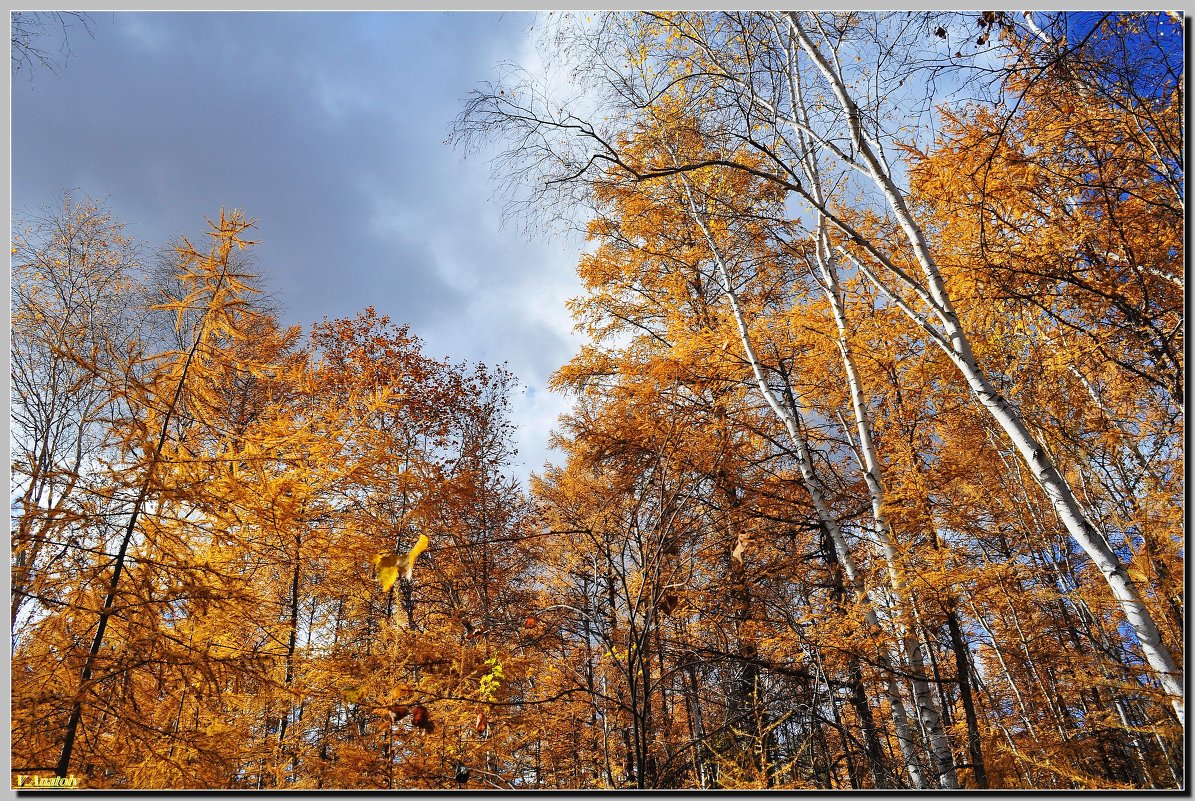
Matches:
[[11, 11, 1183, 790]]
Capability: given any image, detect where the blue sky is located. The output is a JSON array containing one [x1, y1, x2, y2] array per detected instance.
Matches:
[[11, 11, 584, 476]]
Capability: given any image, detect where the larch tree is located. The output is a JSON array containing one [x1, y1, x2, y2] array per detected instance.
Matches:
[[454, 8, 1182, 790], [454, 6, 1182, 732], [11, 210, 548, 789]]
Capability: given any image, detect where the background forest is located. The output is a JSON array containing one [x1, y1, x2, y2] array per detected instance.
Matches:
[[10, 10, 1184, 790]]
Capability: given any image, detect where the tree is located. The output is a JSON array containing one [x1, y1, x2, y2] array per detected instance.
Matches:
[[12, 211, 549, 788], [11, 194, 147, 635], [11, 11, 94, 76], [46, 211, 276, 777], [454, 8, 1183, 732]]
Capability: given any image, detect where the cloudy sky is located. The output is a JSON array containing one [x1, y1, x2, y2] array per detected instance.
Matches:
[[12, 11, 586, 477]]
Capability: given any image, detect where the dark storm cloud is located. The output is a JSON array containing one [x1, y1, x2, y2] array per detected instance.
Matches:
[[12, 11, 583, 472]]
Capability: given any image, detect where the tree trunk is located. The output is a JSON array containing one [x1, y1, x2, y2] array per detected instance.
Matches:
[[677, 176, 932, 788], [275, 531, 303, 784], [818, 246, 958, 788], [784, 11, 1183, 723], [945, 607, 987, 787]]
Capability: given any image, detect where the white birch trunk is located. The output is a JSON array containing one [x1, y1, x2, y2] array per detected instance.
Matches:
[[819, 258, 959, 788], [790, 68, 959, 783], [675, 175, 929, 788], [784, 11, 1183, 724]]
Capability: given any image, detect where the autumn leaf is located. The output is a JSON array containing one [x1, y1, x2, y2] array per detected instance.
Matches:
[[369, 533, 431, 591], [410, 704, 434, 733], [370, 552, 402, 592], [405, 532, 429, 580]]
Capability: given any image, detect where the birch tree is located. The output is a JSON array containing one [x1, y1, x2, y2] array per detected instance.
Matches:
[[11, 196, 147, 635], [454, 8, 1183, 726]]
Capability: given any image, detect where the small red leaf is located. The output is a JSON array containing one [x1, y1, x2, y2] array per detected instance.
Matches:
[[411, 704, 434, 733]]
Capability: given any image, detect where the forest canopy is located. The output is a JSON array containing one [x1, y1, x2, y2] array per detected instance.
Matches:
[[10, 10, 1184, 790]]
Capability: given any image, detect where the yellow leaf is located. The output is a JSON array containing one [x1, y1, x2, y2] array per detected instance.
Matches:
[[378, 563, 399, 592], [371, 551, 402, 592], [405, 533, 430, 580], [370, 534, 429, 589]]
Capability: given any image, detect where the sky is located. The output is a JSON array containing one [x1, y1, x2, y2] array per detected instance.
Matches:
[[11, 11, 586, 478]]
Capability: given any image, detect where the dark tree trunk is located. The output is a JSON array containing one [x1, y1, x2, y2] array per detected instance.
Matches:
[[945, 607, 987, 788]]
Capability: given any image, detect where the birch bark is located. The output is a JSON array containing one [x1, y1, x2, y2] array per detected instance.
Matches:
[[788, 82, 959, 785], [675, 174, 931, 788], [781, 11, 1183, 724]]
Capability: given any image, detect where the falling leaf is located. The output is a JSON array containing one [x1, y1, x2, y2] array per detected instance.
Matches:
[[411, 704, 434, 733], [474, 711, 488, 734], [369, 533, 430, 590], [370, 552, 402, 592], [731, 537, 746, 564], [405, 533, 429, 580]]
